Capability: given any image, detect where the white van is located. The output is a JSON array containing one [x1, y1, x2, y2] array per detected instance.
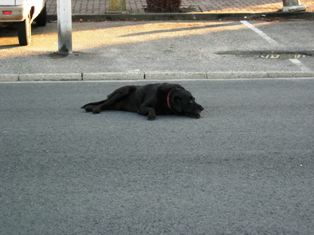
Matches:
[[0, 0, 47, 46]]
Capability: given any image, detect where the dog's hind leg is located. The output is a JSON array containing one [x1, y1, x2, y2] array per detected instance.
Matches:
[[82, 86, 137, 113], [94, 86, 137, 113], [81, 99, 108, 112]]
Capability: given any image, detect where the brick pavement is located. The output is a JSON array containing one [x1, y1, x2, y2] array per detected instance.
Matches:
[[47, 0, 314, 15]]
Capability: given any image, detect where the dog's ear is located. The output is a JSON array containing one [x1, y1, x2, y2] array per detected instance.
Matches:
[[172, 96, 182, 112]]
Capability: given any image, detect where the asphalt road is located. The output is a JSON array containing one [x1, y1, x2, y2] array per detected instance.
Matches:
[[1, 79, 314, 235]]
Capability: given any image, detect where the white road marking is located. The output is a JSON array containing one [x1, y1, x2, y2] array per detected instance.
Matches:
[[240, 20, 279, 46], [289, 59, 311, 72], [241, 20, 311, 72]]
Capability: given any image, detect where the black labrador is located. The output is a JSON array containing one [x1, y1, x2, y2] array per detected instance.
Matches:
[[81, 83, 204, 120]]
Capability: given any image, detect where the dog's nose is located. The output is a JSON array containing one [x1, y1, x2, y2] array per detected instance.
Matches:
[[198, 104, 204, 111]]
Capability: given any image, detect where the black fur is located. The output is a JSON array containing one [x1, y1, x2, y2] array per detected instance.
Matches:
[[81, 83, 204, 120]]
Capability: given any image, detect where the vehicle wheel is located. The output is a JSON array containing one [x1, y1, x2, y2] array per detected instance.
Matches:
[[36, 4, 47, 26], [17, 15, 31, 46]]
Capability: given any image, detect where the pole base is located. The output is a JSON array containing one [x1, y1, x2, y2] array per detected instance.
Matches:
[[282, 5, 306, 12], [108, 0, 126, 12]]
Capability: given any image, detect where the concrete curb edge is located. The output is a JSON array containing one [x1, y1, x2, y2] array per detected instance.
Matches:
[[19, 73, 83, 81], [47, 12, 314, 22], [1, 71, 314, 82]]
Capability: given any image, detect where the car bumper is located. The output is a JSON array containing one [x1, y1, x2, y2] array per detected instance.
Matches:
[[0, 5, 27, 22]]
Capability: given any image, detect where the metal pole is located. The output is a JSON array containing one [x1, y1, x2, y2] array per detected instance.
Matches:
[[57, 0, 72, 55], [282, 0, 306, 12]]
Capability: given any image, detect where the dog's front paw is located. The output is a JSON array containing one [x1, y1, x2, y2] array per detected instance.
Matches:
[[188, 113, 201, 119], [82, 104, 93, 112], [194, 113, 201, 119], [147, 115, 156, 121], [147, 110, 156, 120], [92, 107, 101, 114]]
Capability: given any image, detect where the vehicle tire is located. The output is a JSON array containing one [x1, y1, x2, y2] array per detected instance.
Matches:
[[36, 4, 47, 27], [17, 15, 31, 46]]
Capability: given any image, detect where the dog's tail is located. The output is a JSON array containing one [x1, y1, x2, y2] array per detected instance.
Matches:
[[81, 99, 107, 112]]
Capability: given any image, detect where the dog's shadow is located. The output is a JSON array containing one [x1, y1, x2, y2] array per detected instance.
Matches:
[[81, 109, 207, 121]]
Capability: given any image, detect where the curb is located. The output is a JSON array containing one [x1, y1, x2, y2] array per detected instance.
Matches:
[[145, 72, 207, 80], [19, 73, 82, 81], [1, 71, 314, 82], [84, 72, 143, 80], [47, 12, 314, 22]]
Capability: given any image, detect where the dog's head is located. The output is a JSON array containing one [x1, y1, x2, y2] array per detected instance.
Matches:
[[170, 87, 204, 118]]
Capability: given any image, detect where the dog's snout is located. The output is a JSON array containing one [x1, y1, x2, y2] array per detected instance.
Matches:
[[197, 103, 204, 111]]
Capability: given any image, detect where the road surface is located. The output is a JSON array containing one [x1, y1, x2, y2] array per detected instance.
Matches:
[[1, 79, 314, 234]]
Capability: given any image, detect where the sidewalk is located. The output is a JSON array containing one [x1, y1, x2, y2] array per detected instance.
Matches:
[[1, 20, 314, 81], [1, 2, 314, 82], [46, 0, 314, 16]]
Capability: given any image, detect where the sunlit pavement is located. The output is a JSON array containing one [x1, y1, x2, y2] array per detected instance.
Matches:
[[0, 20, 314, 81]]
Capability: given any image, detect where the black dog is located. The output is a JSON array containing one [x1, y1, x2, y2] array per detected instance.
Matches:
[[81, 83, 204, 120]]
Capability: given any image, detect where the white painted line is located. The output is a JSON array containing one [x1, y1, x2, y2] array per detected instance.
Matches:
[[289, 59, 311, 72], [241, 20, 311, 72], [240, 20, 279, 46]]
